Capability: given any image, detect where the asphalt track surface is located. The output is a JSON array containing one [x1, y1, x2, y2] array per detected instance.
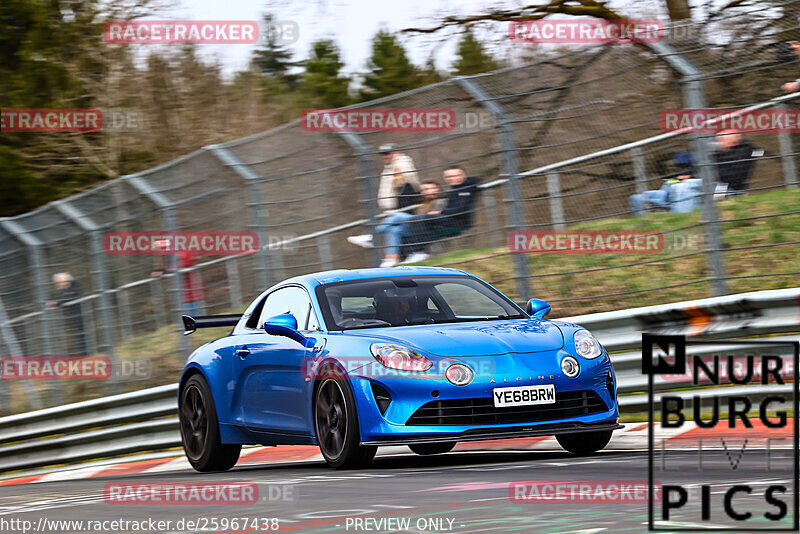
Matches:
[[0, 447, 796, 534]]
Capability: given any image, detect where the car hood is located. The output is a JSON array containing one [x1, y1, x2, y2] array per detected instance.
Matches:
[[347, 319, 565, 357]]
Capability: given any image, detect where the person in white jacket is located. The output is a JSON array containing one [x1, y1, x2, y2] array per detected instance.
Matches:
[[347, 144, 420, 251]]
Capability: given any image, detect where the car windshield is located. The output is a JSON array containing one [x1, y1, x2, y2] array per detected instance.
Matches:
[[316, 276, 526, 330]]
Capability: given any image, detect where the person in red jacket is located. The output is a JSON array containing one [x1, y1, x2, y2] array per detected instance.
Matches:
[[151, 242, 205, 317]]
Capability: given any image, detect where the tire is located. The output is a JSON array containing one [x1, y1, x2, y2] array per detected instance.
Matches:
[[179, 374, 241, 472], [314, 369, 377, 469], [556, 429, 613, 455], [409, 442, 456, 456]]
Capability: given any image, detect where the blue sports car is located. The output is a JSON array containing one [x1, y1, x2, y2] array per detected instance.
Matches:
[[178, 267, 621, 470]]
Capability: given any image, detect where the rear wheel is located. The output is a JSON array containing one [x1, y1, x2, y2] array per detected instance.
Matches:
[[314, 371, 377, 469], [179, 374, 241, 472], [409, 442, 456, 456], [556, 429, 613, 455]]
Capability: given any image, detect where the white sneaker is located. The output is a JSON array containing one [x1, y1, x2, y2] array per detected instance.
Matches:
[[400, 252, 430, 264], [347, 234, 374, 248], [379, 258, 398, 268]]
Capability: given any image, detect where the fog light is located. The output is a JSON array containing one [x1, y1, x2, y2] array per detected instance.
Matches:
[[445, 364, 473, 386], [561, 356, 580, 378]]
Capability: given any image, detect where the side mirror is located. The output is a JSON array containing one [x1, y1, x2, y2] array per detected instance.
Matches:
[[263, 314, 308, 345], [525, 298, 551, 319]]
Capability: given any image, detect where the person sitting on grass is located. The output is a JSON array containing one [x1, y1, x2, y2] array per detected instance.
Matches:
[[629, 150, 702, 215]]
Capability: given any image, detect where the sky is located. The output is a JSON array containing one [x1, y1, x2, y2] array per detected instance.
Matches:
[[143, 0, 719, 77], [163, 0, 519, 76]]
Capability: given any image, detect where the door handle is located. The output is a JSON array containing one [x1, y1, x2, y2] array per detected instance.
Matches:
[[235, 346, 250, 358]]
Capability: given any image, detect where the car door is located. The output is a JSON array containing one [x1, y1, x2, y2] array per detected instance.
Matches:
[[232, 285, 320, 435]]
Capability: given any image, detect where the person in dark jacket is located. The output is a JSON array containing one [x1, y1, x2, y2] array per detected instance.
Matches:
[[401, 166, 479, 263], [714, 130, 756, 194], [46, 273, 88, 356]]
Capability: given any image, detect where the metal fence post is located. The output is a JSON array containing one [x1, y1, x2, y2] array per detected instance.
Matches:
[[338, 133, 381, 267], [481, 188, 502, 249], [225, 259, 243, 310], [206, 145, 273, 290], [632, 147, 649, 194], [124, 175, 189, 359], [777, 103, 797, 188], [646, 41, 728, 296], [53, 200, 119, 392], [546, 172, 566, 231], [457, 77, 531, 299], [318, 235, 335, 270], [0, 220, 55, 359], [0, 294, 42, 410]]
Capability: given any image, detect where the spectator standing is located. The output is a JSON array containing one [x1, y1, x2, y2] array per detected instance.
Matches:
[[347, 144, 419, 249], [46, 273, 88, 356], [780, 41, 800, 92], [152, 245, 205, 317]]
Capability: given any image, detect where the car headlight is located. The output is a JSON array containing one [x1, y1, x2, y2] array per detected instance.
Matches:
[[574, 329, 602, 359], [370, 343, 432, 372]]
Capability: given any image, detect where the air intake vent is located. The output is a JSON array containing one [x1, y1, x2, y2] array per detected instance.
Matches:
[[370, 383, 392, 415], [406, 390, 607, 426]]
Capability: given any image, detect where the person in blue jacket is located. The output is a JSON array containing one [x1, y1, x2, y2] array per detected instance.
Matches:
[[629, 151, 702, 215]]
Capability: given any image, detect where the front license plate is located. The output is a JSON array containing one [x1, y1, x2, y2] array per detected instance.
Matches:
[[492, 384, 556, 408]]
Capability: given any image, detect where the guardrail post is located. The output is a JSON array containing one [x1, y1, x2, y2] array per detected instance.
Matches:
[[632, 147, 648, 194], [646, 41, 728, 296], [777, 103, 797, 188], [205, 146, 273, 290], [338, 133, 381, 267], [457, 77, 531, 300], [546, 172, 566, 231]]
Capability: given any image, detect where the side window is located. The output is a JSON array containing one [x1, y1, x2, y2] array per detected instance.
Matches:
[[258, 286, 319, 331]]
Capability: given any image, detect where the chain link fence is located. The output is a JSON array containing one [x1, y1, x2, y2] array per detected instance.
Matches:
[[3, 5, 800, 413]]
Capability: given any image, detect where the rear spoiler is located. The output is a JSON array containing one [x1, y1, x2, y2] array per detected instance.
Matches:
[[182, 314, 241, 336]]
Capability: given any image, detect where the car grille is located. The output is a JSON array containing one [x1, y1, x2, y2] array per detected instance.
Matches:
[[406, 390, 607, 426]]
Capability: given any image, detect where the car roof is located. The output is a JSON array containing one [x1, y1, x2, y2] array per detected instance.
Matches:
[[282, 266, 470, 288]]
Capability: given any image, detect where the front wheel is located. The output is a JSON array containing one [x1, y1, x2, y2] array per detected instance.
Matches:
[[556, 429, 613, 455], [179, 375, 241, 472], [314, 372, 377, 469], [409, 442, 456, 456]]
